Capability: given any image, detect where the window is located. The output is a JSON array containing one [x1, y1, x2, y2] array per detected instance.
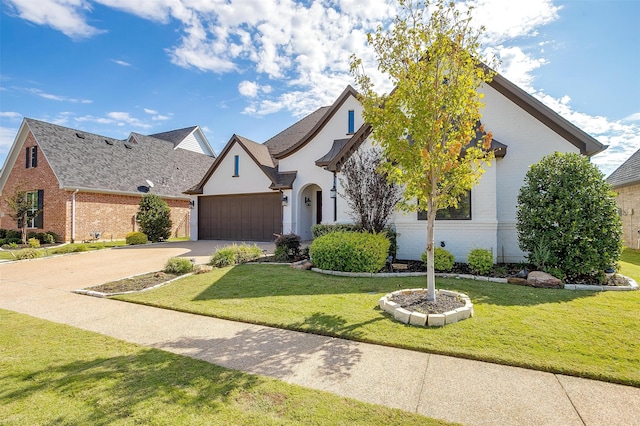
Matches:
[[25, 146, 38, 168], [418, 191, 471, 220], [233, 155, 239, 176], [348, 110, 355, 134], [24, 190, 44, 228]]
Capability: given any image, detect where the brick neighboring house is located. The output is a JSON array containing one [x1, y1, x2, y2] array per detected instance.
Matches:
[[607, 148, 640, 249], [0, 118, 215, 242]]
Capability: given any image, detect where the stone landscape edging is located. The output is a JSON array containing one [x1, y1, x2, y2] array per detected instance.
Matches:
[[310, 268, 638, 291], [378, 288, 474, 327], [72, 272, 194, 298]]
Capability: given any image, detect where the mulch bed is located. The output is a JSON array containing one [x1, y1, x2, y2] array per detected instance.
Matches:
[[87, 272, 181, 293], [390, 291, 464, 315]]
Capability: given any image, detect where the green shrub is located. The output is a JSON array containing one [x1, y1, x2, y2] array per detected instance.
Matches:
[[3, 241, 20, 248], [44, 232, 57, 244], [274, 233, 302, 258], [51, 244, 88, 254], [468, 248, 493, 275], [27, 238, 40, 248], [13, 248, 42, 260], [382, 225, 398, 260], [4, 230, 21, 240], [309, 231, 389, 273], [209, 244, 263, 267], [126, 232, 148, 245], [422, 247, 455, 272], [517, 152, 622, 280], [0, 239, 5, 246], [137, 194, 172, 242], [311, 223, 360, 239], [274, 245, 289, 262], [0, 229, 6, 239], [164, 257, 194, 274]]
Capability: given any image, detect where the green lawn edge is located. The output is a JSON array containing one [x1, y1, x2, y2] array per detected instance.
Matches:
[[115, 249, 640, 388], [0, 309, 453, 426]]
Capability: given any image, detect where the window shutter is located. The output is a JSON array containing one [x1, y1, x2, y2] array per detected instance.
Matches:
[[32, 146, 38, 168], [35, 190, 44, 229], [26, 147, 30, 169]]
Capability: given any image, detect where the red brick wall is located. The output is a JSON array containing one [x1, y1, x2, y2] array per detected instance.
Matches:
[[615, 183, 640, 249], [73, 193, 190, 241], [1, 130, 191, 241], [0, 132, 68, 239]]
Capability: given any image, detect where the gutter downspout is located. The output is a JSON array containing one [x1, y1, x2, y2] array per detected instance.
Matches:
[[71, 189, 79, 243]]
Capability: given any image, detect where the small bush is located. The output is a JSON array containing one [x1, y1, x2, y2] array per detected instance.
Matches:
[[209, 244, 263, 267], [422, 247, 455, 272], [51, 244, 88, 254], [310, 231, 389, 273], [27, 238, 40, 248], [3, 241, 20, 248], [311, 223, 360, 239], [126, 232, 148, 245], [0, 229, 6, 239], [4, 230, 21, 240], [13, 248, 42, 260], [44, 232, 57, 244], [468, 248, 493, 275], [274, 233, 302, 258], [164, 257, 193, 274], [274, 245, 289, 262]]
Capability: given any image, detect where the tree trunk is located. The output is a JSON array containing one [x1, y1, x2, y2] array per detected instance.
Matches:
[[426, 194, 437, 302]]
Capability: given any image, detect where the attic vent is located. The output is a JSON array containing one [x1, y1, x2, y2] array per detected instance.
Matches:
[[76, 132, 85, 139], [124, 143, 133, 149], [105, 139, 114, 145]]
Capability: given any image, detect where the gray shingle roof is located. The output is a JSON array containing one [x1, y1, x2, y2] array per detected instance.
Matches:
[[263, 106, 330, 157], [26, 118, 215, 198], [148, 126, 198, 147], [606, 148, 640, 187]]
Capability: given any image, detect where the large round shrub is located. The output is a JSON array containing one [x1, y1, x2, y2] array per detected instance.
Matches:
[[137, 194, 172, 242], [467, 248, 493, 275], [309, 231, 390, 273], [126, 232, 148, 245], [516, 152, 622, 280]]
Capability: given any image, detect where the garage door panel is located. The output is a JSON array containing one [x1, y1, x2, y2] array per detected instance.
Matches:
[[198, 193, 281, 241]]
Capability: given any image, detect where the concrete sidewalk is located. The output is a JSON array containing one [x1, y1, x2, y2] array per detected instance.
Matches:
[[1, 247, 639, 425]]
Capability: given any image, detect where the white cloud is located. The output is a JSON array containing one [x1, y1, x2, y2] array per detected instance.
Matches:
[[112, 59, 131, 66], [27, 88, 92, 104], [0, 111, 22, 119], [143, 108, 158, 114], [623, 112, 640, 122], [75, 112, 151, 129], [4, 0, 104, 39], [0, 126, 18, 162]]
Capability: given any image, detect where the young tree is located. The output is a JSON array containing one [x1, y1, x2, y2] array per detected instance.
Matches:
[[517, 152, 622, 281], [137, 194, 172, 242], [339, 148, 402, 233], [5, 183, 41, 245], [350, 0, 496, 301]]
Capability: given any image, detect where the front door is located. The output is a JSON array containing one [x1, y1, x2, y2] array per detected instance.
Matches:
[[316, 191, 322, 224]]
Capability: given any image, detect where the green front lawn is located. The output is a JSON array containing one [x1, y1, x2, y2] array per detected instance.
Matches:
[[117, 260, 640, 387], [0, 310, 450, 426]]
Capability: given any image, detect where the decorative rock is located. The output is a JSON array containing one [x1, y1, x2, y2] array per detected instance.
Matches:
[[428, 314, 445, 327], [394, 307, 412, 324], [527, 271, 563, 288], [507, 277, 529, 286], [195, 265, 213, 274], [291, 261, 313, 270], [409, 312, 427, 326]]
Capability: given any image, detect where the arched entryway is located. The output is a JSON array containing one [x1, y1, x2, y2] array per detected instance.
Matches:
[[298, 183, 322, 240]]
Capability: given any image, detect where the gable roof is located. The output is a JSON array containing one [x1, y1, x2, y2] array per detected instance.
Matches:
[[265, 85, 359, 159], [487, 73, 605, 156], [186, 134, 297, 194], [149, 126, 198, 147], [0, 118, 215, 199], [606, 148, 640, 188]]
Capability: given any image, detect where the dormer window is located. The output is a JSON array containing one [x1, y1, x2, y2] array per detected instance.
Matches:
[[348, 110, 355, 134], [25, 146, 37, 168]]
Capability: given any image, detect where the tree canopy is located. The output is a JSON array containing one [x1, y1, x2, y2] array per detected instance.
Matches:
[[350, 0, 496, 300]]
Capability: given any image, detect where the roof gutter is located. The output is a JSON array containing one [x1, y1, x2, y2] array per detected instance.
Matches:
[[61, 187, 191, 200]]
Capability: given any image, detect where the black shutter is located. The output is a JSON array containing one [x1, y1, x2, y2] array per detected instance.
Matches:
[[35, 190, 44, 229], [26, 147, 30, 169], [32, 146, 38, 168]]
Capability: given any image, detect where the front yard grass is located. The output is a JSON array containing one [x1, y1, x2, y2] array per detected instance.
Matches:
[[0, 310, 450, 426], [117, 262, 640, 387]]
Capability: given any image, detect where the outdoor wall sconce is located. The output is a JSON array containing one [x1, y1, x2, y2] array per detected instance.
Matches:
[[282, 195, 288, 206], [189, 200, 195, 209], [304, 196, 311, 206], [330, 186, 337, 199]]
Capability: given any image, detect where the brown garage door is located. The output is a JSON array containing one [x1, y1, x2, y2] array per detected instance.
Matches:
[[198, 193, 282, 241]]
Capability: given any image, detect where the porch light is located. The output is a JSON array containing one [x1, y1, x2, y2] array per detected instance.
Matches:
[[304, 196, 311, 206], [330, 186, 337, 199], [282, 195, 288, 206]]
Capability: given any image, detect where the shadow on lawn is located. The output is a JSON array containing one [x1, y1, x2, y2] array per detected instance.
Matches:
[[0, 348, 261, 425], [192, 264, 597, 308], [158, 323, 363, 380]]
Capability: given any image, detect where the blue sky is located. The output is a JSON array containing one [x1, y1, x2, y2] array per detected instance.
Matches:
[[1, 0, 639, 176]]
